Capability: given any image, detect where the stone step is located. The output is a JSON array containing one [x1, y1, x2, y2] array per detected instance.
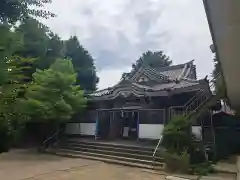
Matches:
[[49, 148, 165, 170], [58, 142, 155, 156], [58, 145, 163, 162], [56, 148, 164, 166], [63, 139, 155, 152]]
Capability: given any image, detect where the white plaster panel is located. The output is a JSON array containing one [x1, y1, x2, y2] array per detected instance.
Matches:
[[80, 123, 96, 136], [65, 123, 96, 136], [139, 124, 164, 140]]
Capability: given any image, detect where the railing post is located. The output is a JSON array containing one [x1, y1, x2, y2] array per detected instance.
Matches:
[[56, 125, 59, 145]]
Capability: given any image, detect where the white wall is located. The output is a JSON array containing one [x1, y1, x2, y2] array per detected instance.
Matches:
[[192, 126, 202, 140], [65, 123, 96, 136], [139, 124, 164, 140]]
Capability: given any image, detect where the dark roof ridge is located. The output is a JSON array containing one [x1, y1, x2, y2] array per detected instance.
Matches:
[[154, 59, 194, 72], [180, 77, 205, 83]]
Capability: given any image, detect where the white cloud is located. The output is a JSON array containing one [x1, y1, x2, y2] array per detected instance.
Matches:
[[97, 66, 131, 89], [42, 0, 214, 89]]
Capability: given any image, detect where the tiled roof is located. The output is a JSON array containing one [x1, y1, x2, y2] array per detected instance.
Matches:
[[89, 60, 198, 98], [160, 68, 185, 80], [127, 66, 170, 82], [89, 88, 111, 97], [155, 60, 195, 80], [172, 80, 199, 90]]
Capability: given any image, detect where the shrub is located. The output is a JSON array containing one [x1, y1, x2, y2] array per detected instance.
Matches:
[[190, 162, 215, 175], [163, 150, 190, 173], [161, 115, 211, 174], [162, 115, 192, 154]]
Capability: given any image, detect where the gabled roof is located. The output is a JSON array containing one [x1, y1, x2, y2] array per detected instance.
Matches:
[[126, 66, 170, 83], [89, 60, 200, 99], [157, 61, 195, 80], [125, 60, 196, 82]]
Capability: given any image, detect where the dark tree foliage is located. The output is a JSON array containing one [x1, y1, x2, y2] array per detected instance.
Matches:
[[134, 50, 172, 69], [14, 20, 98, 91], [0, 0, 55, 23], [14, 18, 64, 81], [64, 36, 99, 92], [122, 50, 172, 79], [15, 18, 50, 58]]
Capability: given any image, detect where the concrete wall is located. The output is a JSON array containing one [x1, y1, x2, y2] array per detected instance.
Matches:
[[65, 123, 96, 136]]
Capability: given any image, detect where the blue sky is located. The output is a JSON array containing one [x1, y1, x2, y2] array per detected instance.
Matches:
[[42, 0, 214, 89]]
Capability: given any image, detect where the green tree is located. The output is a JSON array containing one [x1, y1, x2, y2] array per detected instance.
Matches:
[[20, 59, 87, 123], [42, 32, 64, 69], [64, 36, 99, 91], [15, 18, 50, 58], [0, 55, 33, 151], [15, 18, 64, 74], [0, 0, 56, 150], [0, 23, 26, 87]]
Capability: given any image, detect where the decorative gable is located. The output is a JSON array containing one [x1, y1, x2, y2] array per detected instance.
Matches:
[[137, 75, 149, 82], [129, 66, 169, 83]]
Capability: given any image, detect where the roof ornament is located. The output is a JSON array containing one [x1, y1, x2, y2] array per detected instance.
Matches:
[[204, 75, 209, 81], [175, 78, 180, 84]]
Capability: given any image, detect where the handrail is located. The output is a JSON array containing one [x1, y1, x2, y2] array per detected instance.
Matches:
[[153, 135, 163, 157], [170, 73, 221, 117], [184, 89, 204, 107], [185, 73, 220, 113], [152, 135, 163, 168], [42, 127, 64, 149], [169, 89, 205, 118]]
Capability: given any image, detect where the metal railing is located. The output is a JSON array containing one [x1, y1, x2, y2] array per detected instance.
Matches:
[[152, 135, 163, 168], [153, 135, 163, 157], [41, 127, 64, 150], [184, 74, 220, 118], [169, 74, 220, 119]]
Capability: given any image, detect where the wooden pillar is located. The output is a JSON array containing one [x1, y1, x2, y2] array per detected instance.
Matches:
[[166, 95, 172, 123], [95, 111, 99, 140], [137, 111, 140, 140], [109, 111, 117, 139], [109, 111, 112, 139], [165, 108, 170, 124]]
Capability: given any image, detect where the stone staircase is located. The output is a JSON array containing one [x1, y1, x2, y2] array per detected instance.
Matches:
[[46, 138, 165, 170]]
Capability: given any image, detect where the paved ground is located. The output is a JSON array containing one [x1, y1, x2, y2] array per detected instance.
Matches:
[[0, 149, 165, 180]]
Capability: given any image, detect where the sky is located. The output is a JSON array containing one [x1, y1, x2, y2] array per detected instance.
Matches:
[[42, 0, 214, 90]]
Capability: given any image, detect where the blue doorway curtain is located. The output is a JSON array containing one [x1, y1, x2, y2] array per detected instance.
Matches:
[[95, 113, 99, 140]]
